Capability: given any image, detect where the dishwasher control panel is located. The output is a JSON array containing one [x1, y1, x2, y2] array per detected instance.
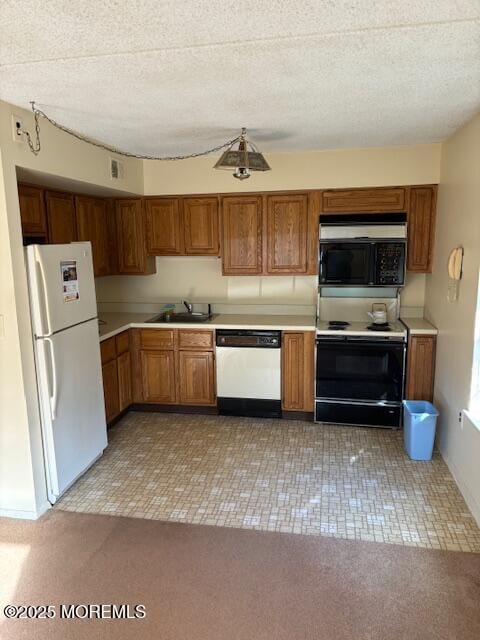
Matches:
[[216, 330, 281, 348]]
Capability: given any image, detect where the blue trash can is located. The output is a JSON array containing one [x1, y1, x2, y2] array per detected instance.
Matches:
[[403, 401, 439, 461]]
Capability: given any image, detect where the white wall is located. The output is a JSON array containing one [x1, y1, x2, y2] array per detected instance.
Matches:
[[424, 112, 480, 525], [0, 99, 143, 517], [95, 260, 426, 315], [143, 144, 440, 194]]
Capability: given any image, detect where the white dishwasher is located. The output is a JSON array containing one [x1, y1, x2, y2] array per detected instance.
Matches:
[[216, 330, 282, 418]]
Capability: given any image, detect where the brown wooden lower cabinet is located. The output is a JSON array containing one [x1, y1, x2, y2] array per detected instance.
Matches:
[[134, 329, 216, 407], [117, 351, 133, 410], [140, 350, 177, 403], [100, 331, 133, 424], [405, 335, 436, 402], [102, 359, 120, 423], [281, 331, 315, 412], [178, 351, 215, 405]]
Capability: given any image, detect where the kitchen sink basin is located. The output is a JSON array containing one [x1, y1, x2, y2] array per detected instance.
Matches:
[[147, 312, 216, 323]]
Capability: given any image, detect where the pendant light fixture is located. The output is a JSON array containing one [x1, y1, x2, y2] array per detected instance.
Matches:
[[19, 104, 272, 180], [213, 128, 271, 180]]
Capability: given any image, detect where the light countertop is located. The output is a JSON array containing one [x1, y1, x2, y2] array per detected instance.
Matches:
[[98, 312, 316, 341], [400, 317, 438, 335]]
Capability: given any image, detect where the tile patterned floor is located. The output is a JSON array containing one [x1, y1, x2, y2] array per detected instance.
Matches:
[[56, 412, 480, 552]]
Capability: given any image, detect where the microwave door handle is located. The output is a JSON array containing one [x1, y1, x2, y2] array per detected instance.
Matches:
[[368, 244, 376, 285]]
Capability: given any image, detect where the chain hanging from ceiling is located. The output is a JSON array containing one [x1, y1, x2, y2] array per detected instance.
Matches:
[[18, 101, 244, 160]]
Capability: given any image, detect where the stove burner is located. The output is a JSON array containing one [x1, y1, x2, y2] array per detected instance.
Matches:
[[328, 326, 345, 331], [328, 321, 350, 327], [367, 323, 391, 332]]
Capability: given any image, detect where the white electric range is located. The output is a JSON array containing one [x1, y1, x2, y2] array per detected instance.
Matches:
[[314, 317, 407, 428]]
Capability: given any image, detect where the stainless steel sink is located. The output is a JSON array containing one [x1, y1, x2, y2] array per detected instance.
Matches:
[[147, 312, 216, 323]]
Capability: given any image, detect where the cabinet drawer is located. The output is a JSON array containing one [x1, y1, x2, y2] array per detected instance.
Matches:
[[178, 330, 214, 350], [100, 337, 116, 364], [115, 330, 130, 355], [140, 329, 175, 350]]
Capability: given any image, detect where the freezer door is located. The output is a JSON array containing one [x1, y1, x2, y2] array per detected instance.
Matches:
[[26, 242, 97, 336], [35, 319, 107, 503]]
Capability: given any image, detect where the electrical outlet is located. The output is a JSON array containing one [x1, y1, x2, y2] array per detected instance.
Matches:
[[11, 115, 24, 143]]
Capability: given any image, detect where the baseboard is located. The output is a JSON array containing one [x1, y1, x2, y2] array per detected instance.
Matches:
[[0, 501, 50, 520], [440, 451, 480, 527], [130, 404, 219, 415], [107, 407, 130, 428], [282, 411, 315, 421]]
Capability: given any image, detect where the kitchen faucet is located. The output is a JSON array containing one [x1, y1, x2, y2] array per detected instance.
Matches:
[[183, 300, 193, 314]]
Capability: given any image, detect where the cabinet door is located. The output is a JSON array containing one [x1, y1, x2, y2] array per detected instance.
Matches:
[[117, 351, 132, 411], [407, 187, 436, 272], [102, 359, 120, 423], [183, 197, 219, 255], [18, 184, 47, 236], [322, 188, 405, 213], [115, 199, 155, 274], [46, 191, 77, 244], [266, 194, 309, 274], [281, 332, 315, 411], [178, 351, 215, 405], [406, 336, 436, 402], [141, 350, 177, 403], [75, 196, 111, 277], [221, 196, 263, 275], [146, 198, 184, 255]]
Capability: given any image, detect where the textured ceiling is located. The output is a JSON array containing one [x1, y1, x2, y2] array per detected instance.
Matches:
[[1, 1, 479, 154]]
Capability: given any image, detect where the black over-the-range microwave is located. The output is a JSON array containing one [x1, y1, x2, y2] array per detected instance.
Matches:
[[319, 213, 407, 287]]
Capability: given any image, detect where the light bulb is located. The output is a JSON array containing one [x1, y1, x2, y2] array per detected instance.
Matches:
[[233, 167, 250, 180]]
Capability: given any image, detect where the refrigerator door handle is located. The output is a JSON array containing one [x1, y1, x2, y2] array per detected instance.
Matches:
[[45, 337, 58, 421], [35, 248, 53, 337]]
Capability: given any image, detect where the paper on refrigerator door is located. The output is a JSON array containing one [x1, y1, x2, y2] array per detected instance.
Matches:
[[61, 261, 80, 302]]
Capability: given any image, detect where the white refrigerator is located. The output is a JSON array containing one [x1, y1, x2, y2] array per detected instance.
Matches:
[[26, 242, 108, 504]]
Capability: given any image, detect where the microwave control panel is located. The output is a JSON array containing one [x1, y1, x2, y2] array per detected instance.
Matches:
[[375, 243, 405, 285]]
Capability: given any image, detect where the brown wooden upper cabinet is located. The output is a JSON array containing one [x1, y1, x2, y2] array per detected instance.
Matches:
[[322, 187, 406, 213], [75, 196, 111, 277], [407, 186, 437, 272], [183, 197, 219, 255], [221, 195, 263, 275], [146, 198, 184, 255], [18, 184, 47, 237], [266, 193, 316, 274], [146, 196, 219, 256], [45, 191, 77, 244], [115, 198, 156, 275]]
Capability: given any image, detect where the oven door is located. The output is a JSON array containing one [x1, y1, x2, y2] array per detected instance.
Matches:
[[319, 242, 373, 286], [316, 338, 406, 403]]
